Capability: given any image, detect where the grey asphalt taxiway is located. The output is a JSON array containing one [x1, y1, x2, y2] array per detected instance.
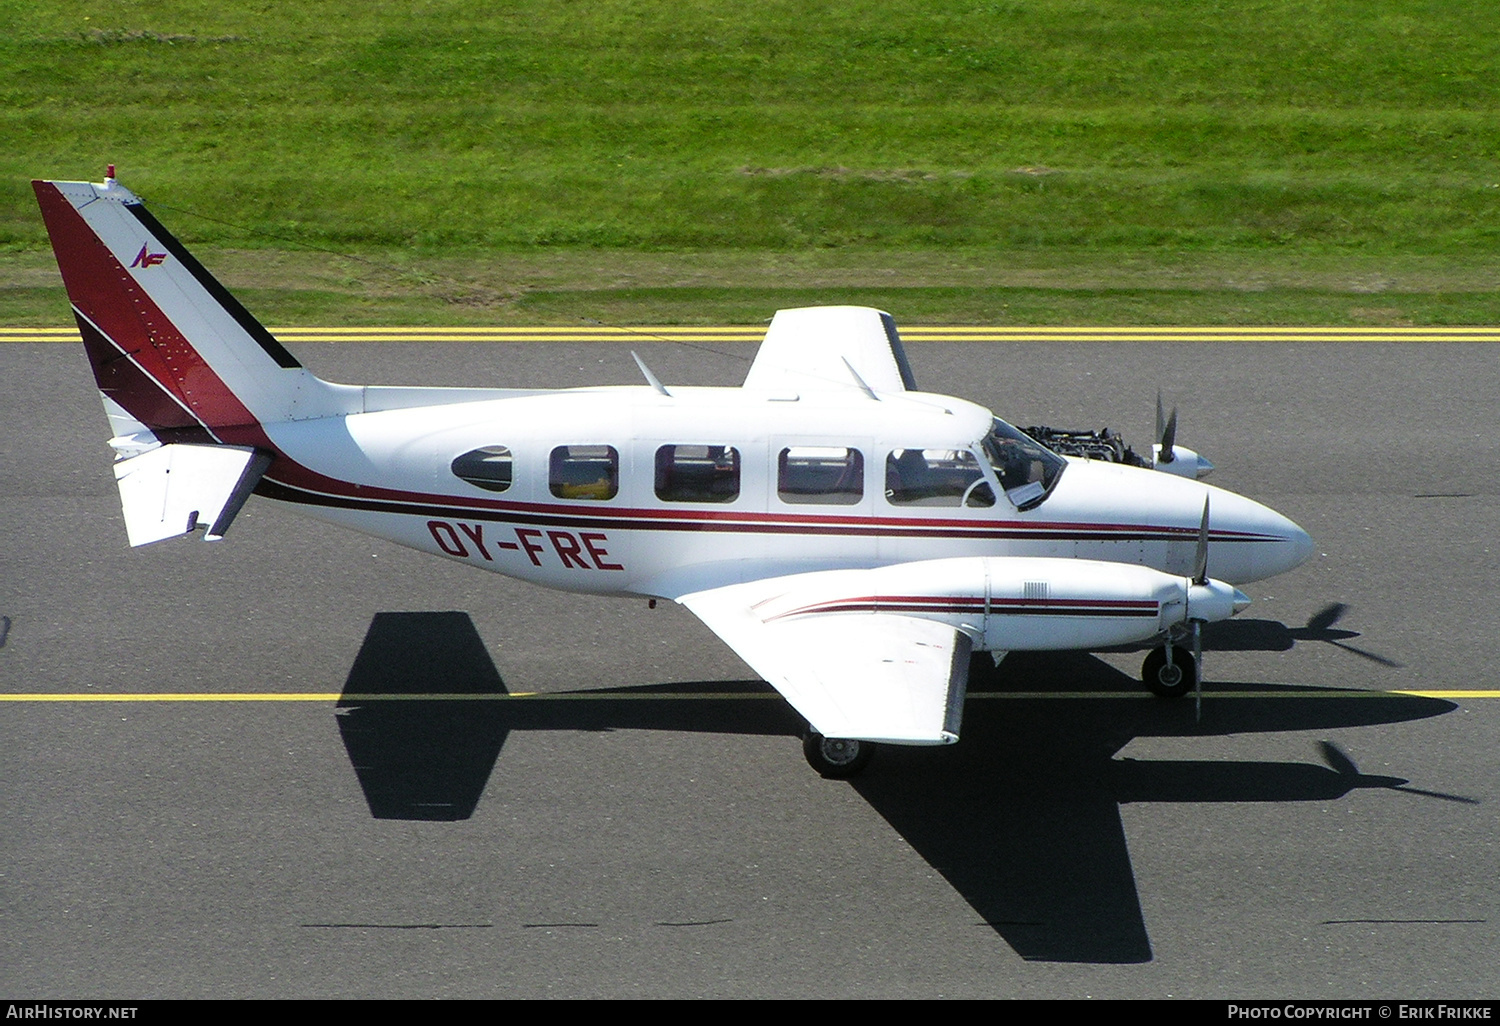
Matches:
[[3, 337, 1498, 998]]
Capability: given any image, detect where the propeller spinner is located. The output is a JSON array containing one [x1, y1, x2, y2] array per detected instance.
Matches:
[[1151, 394, 1214, 479]]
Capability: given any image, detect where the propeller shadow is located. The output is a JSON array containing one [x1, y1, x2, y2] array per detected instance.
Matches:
[[336, 612, 1459, 962], [1201, 602, 1403, 667]]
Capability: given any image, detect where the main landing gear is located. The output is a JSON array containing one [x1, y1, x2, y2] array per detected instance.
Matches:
[[1142, 643, 1197, 699], [803, 733, 874, 778]]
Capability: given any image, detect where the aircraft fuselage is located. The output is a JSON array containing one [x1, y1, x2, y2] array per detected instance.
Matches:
[[258, 383, 1312, 603]]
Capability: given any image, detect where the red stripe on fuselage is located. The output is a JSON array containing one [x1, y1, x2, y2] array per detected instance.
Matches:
[[255, 474, 1283, 547]]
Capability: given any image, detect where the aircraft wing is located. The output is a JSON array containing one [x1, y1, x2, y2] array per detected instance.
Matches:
[[742, 306, 917, 395], [679, 573, 971, 745]]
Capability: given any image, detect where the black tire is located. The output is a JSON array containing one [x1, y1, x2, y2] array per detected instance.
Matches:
[[803, 733, 874, 778], [1142, 645, 1196, 699]]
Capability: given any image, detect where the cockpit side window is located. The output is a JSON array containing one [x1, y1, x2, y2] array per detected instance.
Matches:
[[778, 446, 863, 505], [451, 445, 514, 493], [550, 444, 619, 500], [656, 444, 740, 503], [885, 448, 995, 507], [981, 420, 1066, 510]]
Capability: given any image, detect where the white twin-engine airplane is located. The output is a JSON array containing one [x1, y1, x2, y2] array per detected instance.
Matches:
[[35, 172, 1314, 777]]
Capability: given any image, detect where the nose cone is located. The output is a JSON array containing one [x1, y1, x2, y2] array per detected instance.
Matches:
[[1287, 518, 1315, 567], [1209, 488, 1314, 583]]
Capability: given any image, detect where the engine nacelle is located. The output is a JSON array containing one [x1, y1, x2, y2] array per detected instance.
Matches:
[[752, 556, 1248, 654], [1186, 579, 1251, 623], [1151, 443, 1214, 479]]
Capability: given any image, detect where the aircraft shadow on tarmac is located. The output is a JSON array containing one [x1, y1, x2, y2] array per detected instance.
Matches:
[[336, 611, 1459, 965]]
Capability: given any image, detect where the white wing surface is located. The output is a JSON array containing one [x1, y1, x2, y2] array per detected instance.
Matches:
[[742, 306, 917, 396], [679, 572, 971, 745]]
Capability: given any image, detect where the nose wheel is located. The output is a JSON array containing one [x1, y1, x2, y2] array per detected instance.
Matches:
[[1142, 644, 1196, 699], [803, 733, 874, 778]]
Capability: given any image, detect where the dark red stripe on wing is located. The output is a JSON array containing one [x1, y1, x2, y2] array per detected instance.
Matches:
[[767, 594, 1159, 620]]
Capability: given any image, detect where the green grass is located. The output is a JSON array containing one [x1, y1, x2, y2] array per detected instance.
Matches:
[[4, 1, 1500, 324], [8, 245, 1496, 326]]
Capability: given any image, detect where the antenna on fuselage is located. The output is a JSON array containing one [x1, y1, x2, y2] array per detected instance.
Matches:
[[841, 357, 880, 401], [631, 350, 671, 397]]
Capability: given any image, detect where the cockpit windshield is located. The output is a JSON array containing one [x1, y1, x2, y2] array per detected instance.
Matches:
[[980, 419, 1067, 510]]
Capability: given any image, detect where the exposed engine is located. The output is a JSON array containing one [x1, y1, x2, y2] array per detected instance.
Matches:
[[1018, 425, 1152, 468], [1018, 397, 1215, 480]]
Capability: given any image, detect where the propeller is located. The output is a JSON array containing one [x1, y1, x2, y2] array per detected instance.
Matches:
[[1190, 497, 1208, 721], [1152, 393, 1215, 478], [1145, 498, 1246, 710], [1156, 392, 1178, 465], [1192, 497, 1210, 587]]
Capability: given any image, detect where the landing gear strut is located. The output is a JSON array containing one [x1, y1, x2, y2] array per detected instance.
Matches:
[[803, 733, 874, 778], [1142, 644, 1196, 699]]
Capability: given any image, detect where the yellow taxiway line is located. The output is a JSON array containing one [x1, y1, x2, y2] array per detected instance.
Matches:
[[6, 326, 1500, 344], [3, 689, 1498, 703]]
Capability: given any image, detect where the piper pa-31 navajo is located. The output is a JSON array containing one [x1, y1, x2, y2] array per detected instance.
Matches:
[[34, 172, 1314, 778]]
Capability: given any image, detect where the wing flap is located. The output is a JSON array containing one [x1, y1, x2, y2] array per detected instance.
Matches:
[[682, 581, 970, 744]]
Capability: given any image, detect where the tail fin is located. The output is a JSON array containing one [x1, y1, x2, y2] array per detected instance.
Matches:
[[35, 174, 362, 545], [33, 175, 357, 448]]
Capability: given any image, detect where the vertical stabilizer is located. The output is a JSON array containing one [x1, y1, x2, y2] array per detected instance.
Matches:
[[33, 176, 358, 447]]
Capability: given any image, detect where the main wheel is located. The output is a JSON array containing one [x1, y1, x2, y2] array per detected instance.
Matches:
[[803, 733, 874, 778], [1142, 645, 1196, 699]]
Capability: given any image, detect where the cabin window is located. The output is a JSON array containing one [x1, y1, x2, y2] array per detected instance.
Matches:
[[451, 445, 514, 493], [655, 445, 740, 503], [550, 444, 618, 500], [885, 448, 995, 507], [778, 446, 863, 505]]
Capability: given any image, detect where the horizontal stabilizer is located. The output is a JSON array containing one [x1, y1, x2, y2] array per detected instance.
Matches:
[[112, 444, 271, 546]]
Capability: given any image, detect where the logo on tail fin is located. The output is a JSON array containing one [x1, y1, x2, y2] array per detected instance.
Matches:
[[130, 244, 167, 268]]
